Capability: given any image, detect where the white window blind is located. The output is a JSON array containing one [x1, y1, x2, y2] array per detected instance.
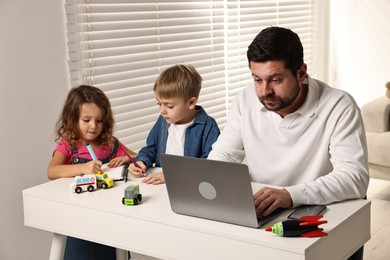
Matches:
[[225, 0, 315, 104], [65, 0, 316, 151]]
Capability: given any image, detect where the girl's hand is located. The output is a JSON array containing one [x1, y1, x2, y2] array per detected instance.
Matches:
[[128, 161, 147, 177], [83, 160, 103, 174], [107, 156, 127, 168], [142, 172, 165, 185]]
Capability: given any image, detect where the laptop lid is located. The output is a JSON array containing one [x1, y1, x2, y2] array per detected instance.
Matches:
[[160, 154, 283, 228]]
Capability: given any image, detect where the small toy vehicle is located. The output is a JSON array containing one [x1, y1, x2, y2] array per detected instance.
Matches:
[[70, 174, 97, 193], [122, 183, 142, 205], [95, 172, 114, 189]]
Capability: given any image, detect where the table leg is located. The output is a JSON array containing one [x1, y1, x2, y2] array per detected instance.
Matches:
[[116, 248, 128, 260], [49, 233, 66, 260]]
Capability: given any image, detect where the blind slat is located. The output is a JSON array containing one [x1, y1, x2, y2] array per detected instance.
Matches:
[[65, 0, 316, 150]]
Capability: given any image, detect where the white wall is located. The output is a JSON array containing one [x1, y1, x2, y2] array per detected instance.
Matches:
[[328, 0, 390, 107], [0, 1, 389, 259], [0, 0, 69, 259]]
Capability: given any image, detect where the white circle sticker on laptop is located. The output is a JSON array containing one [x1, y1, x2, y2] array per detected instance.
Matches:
[[198, 182, 217, 200]]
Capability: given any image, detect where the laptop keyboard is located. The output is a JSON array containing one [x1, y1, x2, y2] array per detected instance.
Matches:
[[257, 207, 286, 227]]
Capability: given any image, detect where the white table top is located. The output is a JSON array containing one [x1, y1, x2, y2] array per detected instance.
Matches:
[[23, 175, 370, 260]]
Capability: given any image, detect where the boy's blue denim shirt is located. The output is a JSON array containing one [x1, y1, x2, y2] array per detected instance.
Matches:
[[134, 105, 220, 167]]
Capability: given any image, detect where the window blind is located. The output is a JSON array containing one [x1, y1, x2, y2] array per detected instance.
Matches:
[[225, 0, 315, 105], [65, 0, 316, 151]]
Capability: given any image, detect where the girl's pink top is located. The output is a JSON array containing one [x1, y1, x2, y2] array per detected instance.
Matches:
[[54, 138, 127, 164]]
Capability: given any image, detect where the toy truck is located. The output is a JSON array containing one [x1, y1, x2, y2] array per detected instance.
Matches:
[[70, 174, 97, 193], [122, 183, 142, 205], [95, 172, 114, 189]]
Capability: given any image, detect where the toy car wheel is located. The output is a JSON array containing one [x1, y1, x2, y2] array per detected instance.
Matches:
[[87, 185, 94, 192], [102, 183, 108, 189], [75, 187, 82, 194], [134, 198, 139, 205], [138, 194, 142, 202], [122, 197, 125, 205]]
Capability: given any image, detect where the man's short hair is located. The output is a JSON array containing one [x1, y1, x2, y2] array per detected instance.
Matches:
[[247, 26, 304, 76]]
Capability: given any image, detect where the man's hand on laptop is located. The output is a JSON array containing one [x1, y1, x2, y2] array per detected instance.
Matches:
[[254, 187, 293, 217]]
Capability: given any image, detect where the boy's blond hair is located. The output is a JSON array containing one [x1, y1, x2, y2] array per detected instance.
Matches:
[[153, 64, 202, 100]]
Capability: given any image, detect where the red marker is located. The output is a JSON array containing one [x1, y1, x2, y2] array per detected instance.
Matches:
[[123, 147, 145, 174]]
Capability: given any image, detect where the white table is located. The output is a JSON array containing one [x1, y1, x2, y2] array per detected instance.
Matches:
[[23, 177, 370, 260]]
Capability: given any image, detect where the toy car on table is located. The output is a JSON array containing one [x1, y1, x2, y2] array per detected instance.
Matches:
[[70, 174, 97, 193], [122, 183, 142, 205], [95, 172, 114, 189]]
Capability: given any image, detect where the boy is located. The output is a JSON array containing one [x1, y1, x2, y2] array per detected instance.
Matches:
[[128, 64, 220, 184]]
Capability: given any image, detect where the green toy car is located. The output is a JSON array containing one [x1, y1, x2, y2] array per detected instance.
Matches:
[[122, 183, 142, 205]]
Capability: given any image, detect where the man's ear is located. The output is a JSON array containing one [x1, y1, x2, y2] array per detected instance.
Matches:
[[297, 63, 307, 84], [188, 97, 198, 109]]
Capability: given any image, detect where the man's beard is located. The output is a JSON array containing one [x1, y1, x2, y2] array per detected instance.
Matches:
[[258, 82, 300, 112]]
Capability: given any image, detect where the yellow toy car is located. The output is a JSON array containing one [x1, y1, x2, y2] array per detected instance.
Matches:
[[95, 172, 114, 189]]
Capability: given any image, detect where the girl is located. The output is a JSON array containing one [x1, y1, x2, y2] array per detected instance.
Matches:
[[47, 84, 136, 260]]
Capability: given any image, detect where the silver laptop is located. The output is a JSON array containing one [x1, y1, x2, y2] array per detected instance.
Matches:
[[160, 154, 285, 228]]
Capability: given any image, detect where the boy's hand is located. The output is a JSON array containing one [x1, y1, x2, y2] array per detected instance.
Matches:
[[107, 156, 127, 168], [128, 161, 147, 177], [142, 172, 165, 185], [83, 160, 103, 174]]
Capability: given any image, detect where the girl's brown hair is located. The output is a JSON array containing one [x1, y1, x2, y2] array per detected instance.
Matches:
[[55, 85, 114, 146]]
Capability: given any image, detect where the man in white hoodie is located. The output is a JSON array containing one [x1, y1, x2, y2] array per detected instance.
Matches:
[[208, 26, 368, 220], [208, 27, 368, 260]]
